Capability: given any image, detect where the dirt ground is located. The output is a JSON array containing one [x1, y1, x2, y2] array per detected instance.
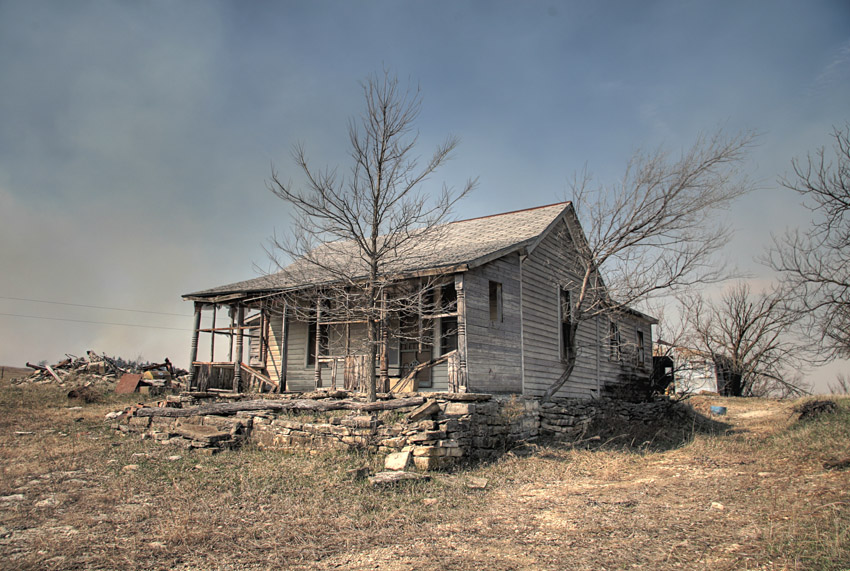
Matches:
[[0, 379, 847, 570]]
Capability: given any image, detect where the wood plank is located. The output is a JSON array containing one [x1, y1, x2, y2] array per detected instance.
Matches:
[[135, 396, 426, 417]]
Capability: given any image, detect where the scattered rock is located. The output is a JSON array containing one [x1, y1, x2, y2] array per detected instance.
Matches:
[[710, 501, 724, 510], [0, 494, 25, 503], [166, 455, 182, 462], [35, 496, 59, 508], [466, 478, 489, 490], [422, 498, 438, 506], [122, 464, 139, 472]]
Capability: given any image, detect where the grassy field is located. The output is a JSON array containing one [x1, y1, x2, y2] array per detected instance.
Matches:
[[0, 370, 848, 570]]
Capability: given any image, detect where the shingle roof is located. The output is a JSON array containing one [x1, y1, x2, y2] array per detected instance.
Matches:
[[185, 202, 569, 298]]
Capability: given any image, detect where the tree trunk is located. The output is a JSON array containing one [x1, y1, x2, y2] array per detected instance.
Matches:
[[367, 314, 378, 402]]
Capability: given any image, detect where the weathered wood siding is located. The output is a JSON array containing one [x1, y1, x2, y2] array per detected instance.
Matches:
[[520, 218, 653, 397], [464, 254, 523, 393], [284, 319, 313, 391], [521, 219, 597, 397], [266, 311, 284, 385]]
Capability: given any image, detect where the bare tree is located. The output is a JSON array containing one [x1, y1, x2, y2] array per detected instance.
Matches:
[[767, 123, 850, 358], [682, 282, 808, 397], [543, 131, 755, 401], [267, 71, 475, 401], [829, 372, 850, 395]]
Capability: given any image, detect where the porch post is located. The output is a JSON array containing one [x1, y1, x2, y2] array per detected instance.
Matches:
[[209, 304, 216, 361], [260, 307, 269, 366], [188, 302, 202, 389], [454, 274, 468, 391], [314, 295, 322, 388], [228, 306, 235, 361], [279, 302, 288, 393], [233, 305, 244, 392], [379, 289, 389, 392]]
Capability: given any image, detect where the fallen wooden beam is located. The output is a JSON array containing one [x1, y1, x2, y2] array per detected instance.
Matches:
[[44, 364, 63, 383], [391, 350, 456, 392], [240, 363, 279, 391], [133, 396, 426, 418]]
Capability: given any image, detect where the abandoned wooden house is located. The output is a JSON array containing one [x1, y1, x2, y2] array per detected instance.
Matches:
[[183, 202, 656, 398]]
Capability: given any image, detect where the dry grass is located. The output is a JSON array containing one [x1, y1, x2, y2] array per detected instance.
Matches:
[[0, 377, 848, 570]]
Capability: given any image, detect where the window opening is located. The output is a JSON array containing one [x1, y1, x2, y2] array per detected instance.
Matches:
[[637, 330, 645, 365], [489, 281, 503, 322], [440, 316, 458, 355], [559, 287, 571, 361], [609, 321, 621, 361]]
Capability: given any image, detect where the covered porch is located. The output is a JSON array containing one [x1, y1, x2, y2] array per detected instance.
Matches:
[[183, 274, 469, 394]]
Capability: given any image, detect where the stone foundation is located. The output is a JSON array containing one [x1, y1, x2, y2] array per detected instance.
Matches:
[[115, 392, 689, 470]]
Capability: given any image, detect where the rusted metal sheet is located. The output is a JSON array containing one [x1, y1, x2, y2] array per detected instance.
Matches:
[[115, 373, 143, 394]]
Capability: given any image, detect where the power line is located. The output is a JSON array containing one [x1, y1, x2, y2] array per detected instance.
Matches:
[[0, 296, 190, 317], [0, 312, 191, 331]]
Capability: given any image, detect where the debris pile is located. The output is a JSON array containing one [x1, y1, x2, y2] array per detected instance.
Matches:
[[16, 351, 125, 387], [13, 351, 189, 394]]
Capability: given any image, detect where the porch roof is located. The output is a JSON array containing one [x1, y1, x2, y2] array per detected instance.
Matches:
[[185, 202, 570, 299]]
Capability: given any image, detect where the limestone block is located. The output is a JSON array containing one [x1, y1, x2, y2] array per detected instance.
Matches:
[[128, 416, 151, 428], [341, 416, 378, 429], [413, 456, 440, 471], [444, 402, 474, 416], [408, 430, 447, 443], [384, 449, 413, 471], [443, 447, 464, 458], [413, 446, 445, 458]]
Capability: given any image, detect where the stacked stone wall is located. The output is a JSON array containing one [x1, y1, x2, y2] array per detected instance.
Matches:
[[115, 392, 688, 470]]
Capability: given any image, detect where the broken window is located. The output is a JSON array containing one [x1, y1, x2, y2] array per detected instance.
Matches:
[[440, 316, 458, 355], [637, 330, 645, 365], [440, 282, 457, 314], [559, 287, 571, 361], [609, 320, 621, 361], [489, 281, 503, 322]]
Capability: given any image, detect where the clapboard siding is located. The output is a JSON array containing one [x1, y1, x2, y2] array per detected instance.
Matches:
[[521, 218, 603, 398], [464, 254, 523, 393], [266, 311, 284, 385], [520, 218, 653, 397], [285, 319, 313, 391]]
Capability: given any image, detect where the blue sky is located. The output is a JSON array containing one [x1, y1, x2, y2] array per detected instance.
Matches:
[[1, 1, 848, 388]]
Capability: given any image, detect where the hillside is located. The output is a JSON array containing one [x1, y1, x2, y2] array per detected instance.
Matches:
[[0, 375, 847, 570]]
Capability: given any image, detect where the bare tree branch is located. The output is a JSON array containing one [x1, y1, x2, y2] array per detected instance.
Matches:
[[266, 70, 476, 401], [542, 131, 756, 401], [766, 122, 850, 359]]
